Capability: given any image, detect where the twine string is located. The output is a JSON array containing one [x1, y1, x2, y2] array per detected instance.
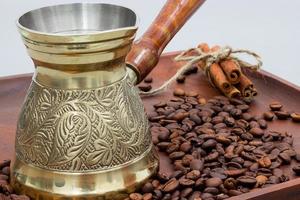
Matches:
[[139, 46, 262, 96]]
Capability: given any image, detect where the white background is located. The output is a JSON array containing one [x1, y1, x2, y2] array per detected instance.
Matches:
[[1, 0, 300, 86]]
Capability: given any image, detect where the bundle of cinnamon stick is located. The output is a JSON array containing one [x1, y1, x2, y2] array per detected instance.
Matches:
[[185, 43, 258, 100]]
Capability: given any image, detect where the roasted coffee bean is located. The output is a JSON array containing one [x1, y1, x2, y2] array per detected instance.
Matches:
[[272, 168, 283, 177], [263, 111, 275, 121], [157, 172, 170, 182], [1, 167, 10, 176], [0, 160, 10, 170], [202, 139, 217, 149], [180, 187, 193, 198], [186, 170, 201, 180], [205, 177, 223, 187], [216, 194, 230, 200], [241, 133, 254, 141], [224, 168, 247, 177], [162, 178, 179, 192], [224, 178, 237, 190], [152, 190, 163, 199], [190, 159, 204, 171], [249, 127, 264, 137], [142, 182, 154, 193], [279, 152, 291, 164], [292, 165, 300, 175], [201, 193, 214, 200], [173, 88, 185, 96], [258, 156, 272, 168], [230, 108, 242, 118], [242, 113, 253, 121], [274, 111, 290, 120], [176, 75, 186, 83], [258, 119, 268, 129], [269, 102, 282, 111], [237, 176, 257, 187], [203, 187, 219, 195], [129, 193, 143, 200], [183, 65, 198, 75], [179, 178, 195, 187], [228, 189, 243, 196], [143, 193, 152, 200], [144, 77, 153, 83], [138, 84, 152, 92], [255, 175, 268, 187], [291, 113, 300, 122]]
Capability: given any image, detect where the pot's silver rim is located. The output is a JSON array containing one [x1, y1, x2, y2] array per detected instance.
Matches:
[[16, 3, 139, 37]]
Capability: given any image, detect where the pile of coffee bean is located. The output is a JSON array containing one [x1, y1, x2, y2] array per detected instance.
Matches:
[[0, 160, 29, 200], [125, 93, 300, 200]]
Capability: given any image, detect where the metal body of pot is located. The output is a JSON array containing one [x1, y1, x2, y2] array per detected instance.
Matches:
[[12, 3, 158, 200]]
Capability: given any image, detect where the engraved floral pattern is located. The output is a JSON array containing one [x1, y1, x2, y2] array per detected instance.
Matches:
[[15, 76, 151, 172]]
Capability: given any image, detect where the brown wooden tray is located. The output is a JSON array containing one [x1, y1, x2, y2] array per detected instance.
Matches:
[[1, 52, 300, 200]]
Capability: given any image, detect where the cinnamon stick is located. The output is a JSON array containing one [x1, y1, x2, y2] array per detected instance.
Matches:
[[220, 59, 242, 84], [236, 74, 254, 98], [227, 86, 241, 98], [208, 63, 233, 94]]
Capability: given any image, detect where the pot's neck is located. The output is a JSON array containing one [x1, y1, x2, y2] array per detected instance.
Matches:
[[33, 59, 128, 89], [19, 26, 138, 89]]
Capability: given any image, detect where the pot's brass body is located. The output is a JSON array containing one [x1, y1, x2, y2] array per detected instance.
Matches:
[[12, 4, 158, 199]]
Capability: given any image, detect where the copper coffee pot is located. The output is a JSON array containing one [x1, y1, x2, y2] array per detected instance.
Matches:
[[12, 1, 205, 199]]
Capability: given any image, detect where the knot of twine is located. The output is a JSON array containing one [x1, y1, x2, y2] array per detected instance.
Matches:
[[139, 46, 262, 96]]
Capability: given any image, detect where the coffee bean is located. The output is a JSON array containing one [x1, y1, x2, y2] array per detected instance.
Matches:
[[241, 133, 254, 141], [205, 152, 219, 162], [269, 102, 282, 111], [224, 116, 235, 127], [224, 178, 237, 190], [169, 151, 185, 160], [190, 159, 204, 171], [274, 111, 290, 120], [255, 175, 268, 187], [249, 127, 264, 137], [224, 168, 247, 176], [258, 119, 268, 129], [228, 190, 243, 196], [153, 190, 163, 199], [202, 139, 217, 149], [242, 113, 253, 121], [203, 187, 219, 195], [258, 156, 272, 168], [186, 170, 201, 180], [230, 108, 242, 118], [291, 113, 300, 122], [157, 172, 170, 182], [173, 88, 185, 96], [138, 84, 152, 92], [205, 177, 223, 187], [176, 75, 186, 83], [183, 65, 198, 75], [263, 112, 275, 121], [162, 178, 179, 192], [279, 152, 291, 164], [179, 178, 195, 187], [1, 167, 10, 176], [143, 193, 152, 200], [292, 165, 300, 175], [142, 182, 154, 193], [180, 187, 193, 198], [129, 193, 143, 200], [237, 176, 257, 187]]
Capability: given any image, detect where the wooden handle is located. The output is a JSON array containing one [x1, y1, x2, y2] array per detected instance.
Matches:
[[126, 0, 205, 83]]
